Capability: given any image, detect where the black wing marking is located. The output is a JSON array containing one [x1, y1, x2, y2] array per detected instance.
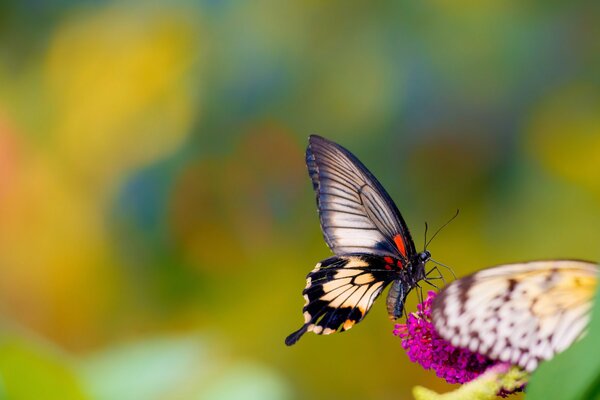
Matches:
[[306, 135, 416, 260], [285, 255, 398, 346]]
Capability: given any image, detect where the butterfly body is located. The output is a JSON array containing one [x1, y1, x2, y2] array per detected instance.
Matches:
[[286, 135, 431, 346], [387, 252, 429, 319]]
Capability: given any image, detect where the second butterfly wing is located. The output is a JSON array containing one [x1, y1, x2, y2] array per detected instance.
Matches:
[[286, 135, 420, 346], [431, 260, 598, 371]]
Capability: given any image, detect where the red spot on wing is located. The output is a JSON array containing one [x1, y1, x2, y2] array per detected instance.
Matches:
[[385, 264, 392, 270], [384, 256, 394, 264], [393, 234, 407, 257]]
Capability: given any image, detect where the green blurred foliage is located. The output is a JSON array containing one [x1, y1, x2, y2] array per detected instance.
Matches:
[[0, 333, 86, 400], [0, 0, 599, 399], [528, 284, 600, 400]]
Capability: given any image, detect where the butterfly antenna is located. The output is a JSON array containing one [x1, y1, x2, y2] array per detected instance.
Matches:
[[430, 259, 457, 280], [424, 209, 460, 250], [423, 222, 429, 253]]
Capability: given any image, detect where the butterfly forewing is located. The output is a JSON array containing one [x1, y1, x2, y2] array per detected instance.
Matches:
[[306, 135, 415, 260], [431, 260, 598, 371]]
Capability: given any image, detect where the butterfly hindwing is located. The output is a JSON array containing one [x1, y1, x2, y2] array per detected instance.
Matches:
[[285, 255, 398, 346], [431, 260, 598, 371], [306, 135, 416, 260]]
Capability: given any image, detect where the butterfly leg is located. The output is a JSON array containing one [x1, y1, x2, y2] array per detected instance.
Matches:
[[423, 279, 441, 290], [416, 283, 423, 304], [430, 260, 457, 280], [425, 265, 446, 285], [414, 283, 427, 318]]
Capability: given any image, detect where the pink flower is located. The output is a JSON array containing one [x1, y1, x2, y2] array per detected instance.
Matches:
[[395, 291, 525, 396]]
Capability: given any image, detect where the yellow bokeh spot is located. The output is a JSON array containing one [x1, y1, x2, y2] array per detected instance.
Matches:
[[0, 4, 206, 348], [527, 84, 600, 195], [45, 5, 202, 185], [0, 152, 121, 348]]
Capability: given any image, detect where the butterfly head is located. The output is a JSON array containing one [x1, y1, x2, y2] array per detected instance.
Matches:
[[411, 251, 429, 284]]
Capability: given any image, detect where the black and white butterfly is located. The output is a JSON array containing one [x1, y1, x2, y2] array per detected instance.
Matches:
[[432, 260, 599, 371], [286, 135, 439, 346]]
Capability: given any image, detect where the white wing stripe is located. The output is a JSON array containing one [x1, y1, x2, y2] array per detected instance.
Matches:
[[306, 135, 414, 258]]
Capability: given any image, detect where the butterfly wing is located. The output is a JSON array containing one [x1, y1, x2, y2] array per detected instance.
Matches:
[[431, 260, 598, 371], [306, 135, 416, 260], [286, 135, 421, 346], [285, 254, 398, 346]]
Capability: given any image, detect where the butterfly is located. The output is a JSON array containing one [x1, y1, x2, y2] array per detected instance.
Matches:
[[286, 135, 436, 346], [431, 260, 599, 371]]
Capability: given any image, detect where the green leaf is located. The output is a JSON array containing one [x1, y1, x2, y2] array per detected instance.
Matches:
[[199, 362, 292, 400], [80, 334, 292, 400], [0, 334, 88, 400], [528, 279, 600, 400], [80, 335, 208, 400]]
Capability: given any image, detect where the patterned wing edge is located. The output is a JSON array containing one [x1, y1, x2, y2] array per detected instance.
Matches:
[[431, 260, 598, 371]]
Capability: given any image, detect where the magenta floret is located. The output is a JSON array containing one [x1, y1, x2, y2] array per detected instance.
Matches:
[[394, 290, 525, 397]]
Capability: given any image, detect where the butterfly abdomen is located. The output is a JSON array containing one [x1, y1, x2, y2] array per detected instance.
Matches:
[[386, 279, 410, 319]]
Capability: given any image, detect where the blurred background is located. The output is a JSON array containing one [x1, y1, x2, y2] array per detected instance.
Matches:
[[0, 1, 599, 399]]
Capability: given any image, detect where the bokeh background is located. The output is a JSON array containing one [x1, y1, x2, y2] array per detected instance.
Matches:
[[0, 1, 599, 399]]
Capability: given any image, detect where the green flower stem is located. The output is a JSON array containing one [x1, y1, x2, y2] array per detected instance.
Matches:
[[413, 366, 528, 400]]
